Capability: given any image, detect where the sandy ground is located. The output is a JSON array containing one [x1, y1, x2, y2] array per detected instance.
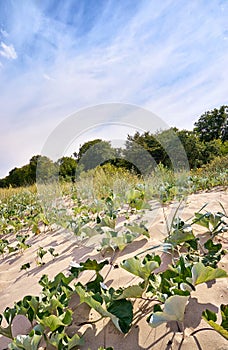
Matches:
[[0, 189, 227, 349]]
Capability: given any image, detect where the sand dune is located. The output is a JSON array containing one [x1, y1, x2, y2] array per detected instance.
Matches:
[[0, 189, 227, 349]]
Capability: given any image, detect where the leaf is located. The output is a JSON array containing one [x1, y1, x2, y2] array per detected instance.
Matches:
[[8, 325, 43, 350], [126, 222, 150, 238], [75, 285, 130, 333], [202, 309, 217, 322], [148, 295, 189, 327], [3, 307, 17, 325], [49, 332, 83, 349], [86, 273, 103, 293], [193, 212, 210, 229], [121, 255, 160, 280], [20, 263, 31, 271], [204, 239, 222, 254], [40, 315, 65, 331], [69, 259, 108, 277], [115, 285, 145, 300], [8, 246, 17, 254], [37, 247, 47, 260], [107, 299, 133, 333], [202, 239, 225, 267], [190, 262, 227, 285], [166, 226, 195, 246], [48, 247, 59, 257], [202, 306, 228, 340], [66, 333, 84, 349], [221, 304, 228, 330], [39, 310, 72, 331]]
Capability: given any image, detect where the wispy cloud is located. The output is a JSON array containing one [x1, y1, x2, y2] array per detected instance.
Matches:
[[0, 42, 17, 59], [0, 0, 227, 177]]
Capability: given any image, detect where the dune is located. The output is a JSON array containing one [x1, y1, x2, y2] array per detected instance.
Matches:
[[0, 189, 227, 349]]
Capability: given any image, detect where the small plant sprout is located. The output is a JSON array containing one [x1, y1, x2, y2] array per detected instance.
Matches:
[[20, 262, 31, 273], [36, 247, 47, 266], [48, 247, 59, 258]]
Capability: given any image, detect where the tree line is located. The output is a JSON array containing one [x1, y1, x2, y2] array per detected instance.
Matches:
[[0, 105, 227, 188]]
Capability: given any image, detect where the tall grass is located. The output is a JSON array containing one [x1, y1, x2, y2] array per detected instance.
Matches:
[[0, 184, 37, 201]]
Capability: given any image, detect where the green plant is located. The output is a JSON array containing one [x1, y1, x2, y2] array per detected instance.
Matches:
[[202, 304, 228, 340]]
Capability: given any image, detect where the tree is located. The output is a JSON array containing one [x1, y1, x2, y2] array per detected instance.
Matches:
[[75, 140, 116, 171], [74, 139, 103, 162], [56, 156, 77, 181], [124, 131, 167, 173], [176, 130, 204, 168], [194, 105, 228, 142], [30, 155, 57, 184]]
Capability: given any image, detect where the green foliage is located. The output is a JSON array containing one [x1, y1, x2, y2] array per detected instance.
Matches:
[[121, 255, 160, 281], [76, 140, 116, 171], [194, 105, 228, 142], [8, 325, 43, 350], [57, 156, 77, 181], [202, 304, 228, 340], [189, 262, 227, 286], [20, 262, 31, 271], [0, 147, 228, 349], [193, 210, 227, 237], [165, 217, 195, 246]]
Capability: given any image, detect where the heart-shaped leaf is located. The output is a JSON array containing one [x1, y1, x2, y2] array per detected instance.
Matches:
[[148, 295, 189, 327], [190, 262, 227, 285], [121, 255, 160, 280]]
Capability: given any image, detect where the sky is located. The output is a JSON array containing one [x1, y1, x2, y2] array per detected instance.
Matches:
[[0, 0, 227, 177]]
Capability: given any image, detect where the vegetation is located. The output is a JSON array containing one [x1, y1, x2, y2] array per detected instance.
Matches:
[[0, 105, 227, 188], [0, 105, 227, 349], [0, 178, 227, 348]]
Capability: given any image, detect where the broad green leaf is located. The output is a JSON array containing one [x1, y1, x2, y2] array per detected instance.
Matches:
[[39, 310, 72, 331], [3, 306, 17, 325], [70, 259, 108, 277], [204, 239, 222, 254], [202, 309, 217, 322], [67, 333, 84, 349], [86, 273, 103, 293], [126, 222, 150, 238], [48, 333, 65, 348], [221, 304, 228, 330], [202, 307, 228, 340], [115, 285, 144, 300], [107, 299, 133, 333], [190, 262, 227, 285], [8, 246, 17, 254], [121, 255, 160, 280], [166, 226, 195, 246], [148, 295, 189, 327], [61, 309, 73, 326], [39, 315, 65, 331], [49, 332, 83, 349], [0, 324, 12, 338], [75, 285, 129, 333], [193, 212, 210, 229]]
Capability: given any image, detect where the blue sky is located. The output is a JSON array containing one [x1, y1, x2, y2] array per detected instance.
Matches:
[[0, 0, 227, 177]]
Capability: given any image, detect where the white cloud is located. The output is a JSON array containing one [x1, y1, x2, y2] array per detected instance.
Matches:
[[0, 42, 17, 59]]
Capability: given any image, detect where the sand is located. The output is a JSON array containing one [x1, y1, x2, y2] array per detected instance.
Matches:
[[0, 189, 227, 349]]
